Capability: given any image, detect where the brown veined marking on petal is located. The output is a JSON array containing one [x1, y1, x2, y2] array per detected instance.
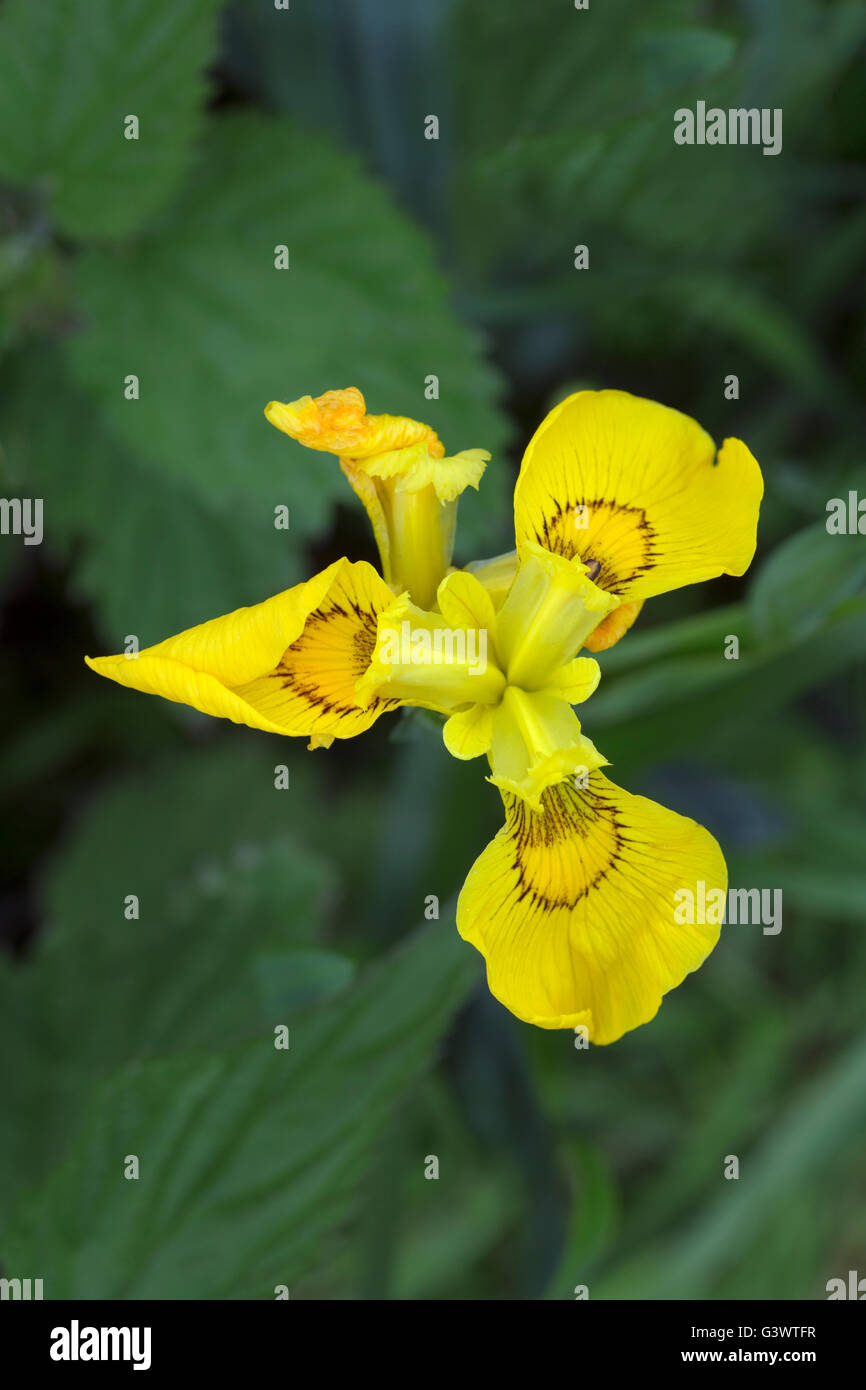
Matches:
[[271, 596, 401, 721], [508, 779, 627, 911], [535, 497, 657, 596]]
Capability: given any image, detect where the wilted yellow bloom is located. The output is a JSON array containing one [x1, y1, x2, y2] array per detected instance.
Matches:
[[266, 387, 488, 608]]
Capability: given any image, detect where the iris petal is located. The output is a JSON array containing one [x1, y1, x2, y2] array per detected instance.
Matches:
[[86, 558, 399, 745], [514, 390, 763, 609], [457, 771, 726, 1043]]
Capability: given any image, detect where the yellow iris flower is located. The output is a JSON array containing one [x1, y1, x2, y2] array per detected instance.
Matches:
[[87, 386, 763, 1044]]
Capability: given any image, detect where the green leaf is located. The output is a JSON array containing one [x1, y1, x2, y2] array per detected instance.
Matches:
[[42, 833, 333, 1059], [37, 745, 329, 1006], [741, 862, 866, 926], [543, 1141, 620, 1299], [0, 922, 480, 1298], [0, 232, 71, 363], [451, 0, 746, 266], [671, 274, 847, 407], [628, 1014, 790, 1243], [750, 520, 866, 643], [254, 949, 356, 1016], [633, 26, 737, 100], [590, 595, 866, 770], [1, 349, 303, 645], [0, 745, 330, 1219], [596, 1030, 866, 1299], [0, 0, 221, 238], [65, 112, 509, 550], [596, 604, 745, 676]]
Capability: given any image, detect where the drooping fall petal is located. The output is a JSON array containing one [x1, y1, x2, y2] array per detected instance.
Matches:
[[457, 771, 726, 1043], [86, 559, 399, 746]]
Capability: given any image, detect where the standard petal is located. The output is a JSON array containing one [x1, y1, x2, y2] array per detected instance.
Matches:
[[513, 390, 763, 603], [355, 591, 506, 713], [457, 772, 726, 1044], [495, 541, 618, 688], [463, 550, 519, 608], [86, 559, 399, 742], [437, 568, 499, 637]]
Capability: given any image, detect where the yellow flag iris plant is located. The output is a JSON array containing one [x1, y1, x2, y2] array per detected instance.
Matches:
[[87, 386, 763, 1044]]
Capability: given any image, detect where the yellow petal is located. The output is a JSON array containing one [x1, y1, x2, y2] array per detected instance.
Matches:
[[86, 559, 399, 741], [584, 600, 643, 652], [464, 550, 518, 608], [356, 442, 488, 499], [395, 448, 490, 503], [350, 450, 490, 607], [487, 687, 606, 810], [443, 704, 494, 760], [339, 456, 463, 610], [514, 390, 763, 603], [265, 387, 442, 459], [339, 457, 393, 580], [495, 540, 618, 689], [546, 656, 602, 704], [437, 568, 499, 637], [379, 481, 457, 610], [457, 772, 726, 1044], [266, 387, 489, 608], [356, 591, 505, 713]]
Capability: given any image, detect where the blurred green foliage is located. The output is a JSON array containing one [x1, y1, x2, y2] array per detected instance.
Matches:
[[1, 0, 865, 1300]]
